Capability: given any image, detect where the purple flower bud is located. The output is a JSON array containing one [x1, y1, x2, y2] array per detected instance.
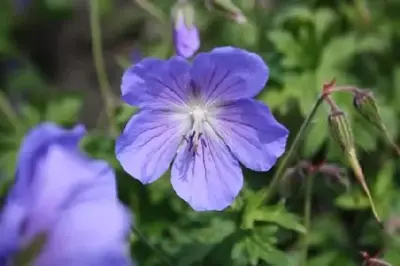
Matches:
[[173, 6, 200, 58], [0, 123, 134, 266]]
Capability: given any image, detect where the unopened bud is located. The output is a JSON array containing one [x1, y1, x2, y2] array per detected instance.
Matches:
[[354, 89, 400, 156], [328, 110, 381, 223], [328, 110, 354, 152], [172, 1, 200, 58], [353, 90, 384, 130], [205, 0, 247, 24]]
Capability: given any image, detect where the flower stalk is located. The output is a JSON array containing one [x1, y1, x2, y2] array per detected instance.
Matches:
[[89, 0, 117, 136], [326, 95, 381, 224], [299, 174, 315, 266], [246, 93, 325, 211]]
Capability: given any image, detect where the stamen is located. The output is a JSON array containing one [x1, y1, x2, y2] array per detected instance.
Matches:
[[185, 105, 208, 156]]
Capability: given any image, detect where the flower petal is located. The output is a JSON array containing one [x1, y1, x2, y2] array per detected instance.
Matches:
[[0, 203, 25, 261], [0, 122, 128, 263], [13, 122, 85, 198], [171, 124, 243, 211], [190, 47, 268, 104], [116, 109, 190, 184], [34, 201, 132, 266], [210, 99, 288, 171], [121, 56, 192, 109], [12, 123, 117, 239]]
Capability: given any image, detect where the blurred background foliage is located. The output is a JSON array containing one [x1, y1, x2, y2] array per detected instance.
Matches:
[[0, 0, 400, 265]]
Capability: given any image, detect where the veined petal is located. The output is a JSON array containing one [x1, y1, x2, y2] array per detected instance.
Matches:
[[210, 99, 288, 171], [0, 122, 128, 264], [34, 201, 132, 266], [121, 57, 192, 109], [190, 47, 268, 105], [171, 124, 243, 211], [24, 145, 117, 239], [13, 122, 85, 199], [8, 123, 117, 241], [116, 109, 190, 184]]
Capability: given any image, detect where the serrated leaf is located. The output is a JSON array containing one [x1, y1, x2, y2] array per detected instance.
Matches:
[[274, 6, 313, 25], [245, 202, 306, 233], [268, 30, 303, 68], [314, 8, 337, 38], [232, 226, 291, 266], [319, 34, 357, 70]]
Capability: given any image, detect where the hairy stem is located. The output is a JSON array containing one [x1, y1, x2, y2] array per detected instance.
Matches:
[[89, 0, 117, 135], [300, 174, 314, 266], [247, 95, 324, 210], [348, 148, 381, 224]]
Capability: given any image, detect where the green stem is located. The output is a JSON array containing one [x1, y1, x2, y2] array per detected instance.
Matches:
[[132, 227, 173, 266], [0, 90, 20, 129], [247, 95, 324, 210], [133, 0, 166, 24], [300, 174, 314, 266], [382, 126, 400, 156], [89, 0, 117, 136]]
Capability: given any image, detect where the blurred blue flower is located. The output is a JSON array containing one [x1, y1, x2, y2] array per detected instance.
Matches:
[[173, 10, 200, 58], [0, 123, 133, 266], [116, 47, 289, 211]]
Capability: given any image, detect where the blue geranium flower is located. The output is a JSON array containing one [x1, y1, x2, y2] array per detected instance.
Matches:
[[0, 123, 133, 266], [116, 47, 289, 211], [173, 9, 200, 58]]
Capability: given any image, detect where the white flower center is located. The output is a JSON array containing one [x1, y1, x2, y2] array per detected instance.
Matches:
[[185, 106, 208, 155], [190, 106, 207, 122]]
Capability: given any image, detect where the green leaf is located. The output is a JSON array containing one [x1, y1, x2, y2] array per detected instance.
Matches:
[[374, 161, 394, 198], [274, 6, 313, 25], [44, 96, 82, 125], [223, 21, 258, 48], [20, 105, 41, 127], [303, 108, 328, 157], [268, 30, 303, 68], [319, 34, 357, 71], [244, 201, 306, 233], [232, 226, 292, 266], [116, 104, 137, 126], [314, 9, 337, 38], [335, 190, 370, 209], [177, 243, 215, 266], [44, 0, 73, 11]]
